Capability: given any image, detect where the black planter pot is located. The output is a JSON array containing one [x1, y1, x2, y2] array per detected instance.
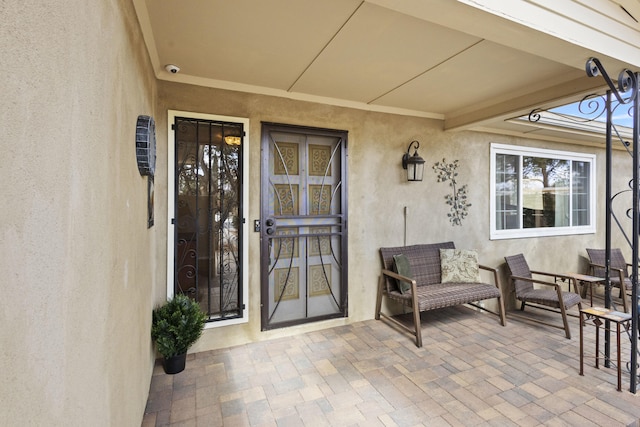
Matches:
[[163, 353, 186, 374]]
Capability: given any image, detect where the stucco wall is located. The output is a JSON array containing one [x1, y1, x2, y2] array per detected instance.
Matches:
[[157, 82, 630, 354], [3, 1, 636, 423], [1, 0, 157, 425]]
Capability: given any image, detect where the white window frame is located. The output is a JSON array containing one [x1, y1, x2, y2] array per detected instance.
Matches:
[[167, 110, 249, 328], [490, 143, 596, 240]]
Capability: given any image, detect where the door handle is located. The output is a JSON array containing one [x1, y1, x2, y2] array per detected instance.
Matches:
[[264, 217, 276, 235]]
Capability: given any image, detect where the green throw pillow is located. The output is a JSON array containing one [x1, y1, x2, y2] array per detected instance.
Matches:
[[440, 249, 481, 283], [393, 254, 413, 294]]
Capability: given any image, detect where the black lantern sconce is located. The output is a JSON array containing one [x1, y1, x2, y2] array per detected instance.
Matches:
[[402, 140, 425, 182], [223, 125, 243, 146]]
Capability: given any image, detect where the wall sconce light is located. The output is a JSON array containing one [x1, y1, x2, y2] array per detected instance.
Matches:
[[224, 136, 242, 146], [402, 140, 425, 182]]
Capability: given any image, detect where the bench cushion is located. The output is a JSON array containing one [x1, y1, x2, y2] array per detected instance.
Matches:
[[392, 254, 412, 294], [440, 249, 481, 283], [413, 282, 501, 311]]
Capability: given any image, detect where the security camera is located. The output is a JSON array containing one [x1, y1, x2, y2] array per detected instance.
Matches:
[[165, 64, 180, 74]]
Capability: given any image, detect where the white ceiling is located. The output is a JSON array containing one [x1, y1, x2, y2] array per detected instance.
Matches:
[[133, 0, 640, 144]]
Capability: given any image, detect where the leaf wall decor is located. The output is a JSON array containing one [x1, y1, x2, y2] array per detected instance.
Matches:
[[432, 159, 471, 226]]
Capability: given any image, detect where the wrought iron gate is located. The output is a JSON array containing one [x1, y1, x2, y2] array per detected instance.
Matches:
[[260, 122, 348, 330], [173, 116, 244, 321]]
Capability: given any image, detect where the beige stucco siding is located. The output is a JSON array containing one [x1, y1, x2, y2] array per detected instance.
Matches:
[[1, 0, 157, 425], [157, 81, 628, 353]]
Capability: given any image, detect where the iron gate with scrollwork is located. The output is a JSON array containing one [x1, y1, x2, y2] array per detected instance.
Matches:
[[260, 122, 348, 330], [173, 116, 244, 321]]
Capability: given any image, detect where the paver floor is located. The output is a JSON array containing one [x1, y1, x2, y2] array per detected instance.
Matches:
[[143, 305, 640, 426]]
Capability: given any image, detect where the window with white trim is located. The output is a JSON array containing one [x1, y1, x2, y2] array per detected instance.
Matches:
[[490, 143, 595, 239]]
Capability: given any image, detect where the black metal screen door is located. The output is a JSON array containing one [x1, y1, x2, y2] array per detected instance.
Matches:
[[173, 116, 244, 321], [260, 123, 348, 330]]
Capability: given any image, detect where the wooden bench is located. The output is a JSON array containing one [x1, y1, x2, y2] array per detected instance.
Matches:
[[375, 241, 506, 347]]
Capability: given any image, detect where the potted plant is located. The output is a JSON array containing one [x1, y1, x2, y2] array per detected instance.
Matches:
[[151, 293, 207, 374]]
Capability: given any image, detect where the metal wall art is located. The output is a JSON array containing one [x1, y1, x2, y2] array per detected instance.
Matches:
[[432, 159, 471, 226]]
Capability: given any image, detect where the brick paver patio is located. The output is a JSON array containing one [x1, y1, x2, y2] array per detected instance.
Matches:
[[143, 305, 640, 426]]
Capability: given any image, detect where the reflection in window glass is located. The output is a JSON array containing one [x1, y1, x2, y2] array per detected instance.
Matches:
[[495, 154, 519, 230], [522, 157, 569, 228], [572, 161, 590, 226], [491, 144, 595, 239]]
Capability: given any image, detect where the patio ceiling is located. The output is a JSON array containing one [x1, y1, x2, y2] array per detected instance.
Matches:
[[133, 0, 640, 144]]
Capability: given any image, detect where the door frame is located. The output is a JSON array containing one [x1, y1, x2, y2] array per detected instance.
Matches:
[[259, 122, 349, 330], [167, 110, 250, 328]]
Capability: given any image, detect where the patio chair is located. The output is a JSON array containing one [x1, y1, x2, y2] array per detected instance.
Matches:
[[585, 248, 633, 313], [504, 254, 582, 339]]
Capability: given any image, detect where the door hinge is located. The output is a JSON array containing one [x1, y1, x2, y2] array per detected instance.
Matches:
[[171, 218, 175, 224]]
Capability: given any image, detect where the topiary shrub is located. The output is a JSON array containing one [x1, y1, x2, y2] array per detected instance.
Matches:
[[151, 293, 207, 358]]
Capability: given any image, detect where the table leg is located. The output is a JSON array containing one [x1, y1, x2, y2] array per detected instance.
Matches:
[[616, 322, 622, 392], [579, 311, 584, 376], [580, 281, 587, 298], [595, 322, 600, 369], [579, 281, 594, 306]]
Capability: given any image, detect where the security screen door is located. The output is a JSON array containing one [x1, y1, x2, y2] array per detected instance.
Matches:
[[173, 116, 244, 321], [260, 123, 348, 330]]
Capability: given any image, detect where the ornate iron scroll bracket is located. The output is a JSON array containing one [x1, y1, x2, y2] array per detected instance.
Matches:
[[586, 57, 637, 104], [527, 59, 637, 154], [528, 93, 608, 125]]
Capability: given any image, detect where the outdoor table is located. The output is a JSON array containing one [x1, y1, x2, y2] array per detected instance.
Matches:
[[562, 273, 604, 306], [579, 307, 632, 391]]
